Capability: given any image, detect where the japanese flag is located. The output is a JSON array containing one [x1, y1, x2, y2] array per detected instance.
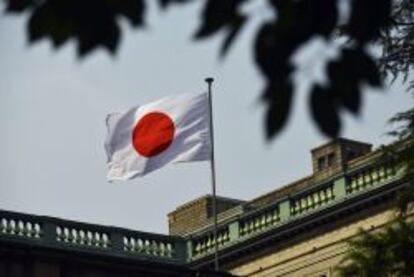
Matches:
[[105, 92, 211, 181]]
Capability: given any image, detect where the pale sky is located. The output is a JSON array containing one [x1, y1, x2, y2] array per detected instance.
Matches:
[[0, 1, 412, 234]]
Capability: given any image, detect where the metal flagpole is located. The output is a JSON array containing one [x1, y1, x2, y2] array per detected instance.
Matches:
[[205, 77, 219, 271]]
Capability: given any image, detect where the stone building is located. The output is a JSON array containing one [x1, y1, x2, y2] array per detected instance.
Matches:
[[0, 138, 410, 276]]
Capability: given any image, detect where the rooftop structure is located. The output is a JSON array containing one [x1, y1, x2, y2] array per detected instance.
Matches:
[[0, 138, 410, 276]]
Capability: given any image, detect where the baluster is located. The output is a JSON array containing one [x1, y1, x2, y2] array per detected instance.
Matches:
[[63, 228, 70, 243], [357, 173, 364, 190], [206, 237, 212, 250], [195, 242, 201, 255], [293, 201, 299, 214], [254, 218, 260, 231], [371, 168, 378, 185], [364, 171, 371, 186], [25, 222, 33, 237], [320, 190, 326, 203], [217, 233, 223, 246], [56, 226, 62, 241], [0, 219, 7, 233], [123, 236, 129, 251], [307, 195, 313, 209], [200, 240, 206, 253], [266, 212, 272, 225], [299, 198, 305, 212], [33, 223, 41, 238], [17, 220, 24, 236], [223, 231, 229, 243], [136, 238, 143, 252], [102, 233, 109, 248], [150, 240, 157, 256], [350, 176, 357, 192], [326, 187, 333, 201], [379, 166, 385, 180], [129, 237, 136, 252], [94, 232, 101, 247], [313, 192, 320, 206], [71, 229, 78, 244], [78, 230, 85, 245], [260, 215, 266, 228], [248, 221, 254, 233], [86, 231, 93, 246], [9, 220, 16, 234], [166, 243, 173, 258], [144, 240, 151, 254], [159, 242, 166, 257]]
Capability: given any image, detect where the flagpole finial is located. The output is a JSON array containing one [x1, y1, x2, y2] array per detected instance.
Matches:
[[205, 77, 214, 84]]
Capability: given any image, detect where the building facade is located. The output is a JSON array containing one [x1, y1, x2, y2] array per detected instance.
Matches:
[[0, 138, 410, 276]]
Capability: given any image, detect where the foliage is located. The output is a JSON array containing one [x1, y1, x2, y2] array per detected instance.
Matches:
[[336, 220, 414, 277], [388, 105, 414, 215], [379, 0, 414, 85], [3, 0, 400, 139], [336, 90, 414, 277]]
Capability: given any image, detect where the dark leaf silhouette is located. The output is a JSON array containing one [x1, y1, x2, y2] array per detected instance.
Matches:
[[310, 85, 340, 137], [194, 0, 248, 58], [219, 15, 246, 57], [158, 0, 194, 9], [3, 0, 397, 139], [11, 0, 146, 57], [348, 0, 391, 43], [324, 48, 381, 115], [254, 22, 296, 137], [264, 83, 293, 139], [194, 1, 247, 38], [256, 0, 339, 139], [326, 59, 361, 114], [5, 0, 34, 12]]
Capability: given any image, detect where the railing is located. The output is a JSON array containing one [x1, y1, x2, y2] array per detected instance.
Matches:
[[187, 159, 403, 260], [56, 225, 110, 249], [0, 210, 186, 263], [123, 233, 176, 258], [193, 227, 231, 257], [0, 217, 41, 239], [346, 161, 397, 194], [0, 160, 405, 263], [290, 183, 335, 216], [239, 204, 280, 237]]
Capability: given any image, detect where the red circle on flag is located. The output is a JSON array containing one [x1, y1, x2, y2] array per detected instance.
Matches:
[[132, 112, 175, 157]]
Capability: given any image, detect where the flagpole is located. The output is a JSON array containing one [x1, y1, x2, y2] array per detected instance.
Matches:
[[205, 77, 219, 271]]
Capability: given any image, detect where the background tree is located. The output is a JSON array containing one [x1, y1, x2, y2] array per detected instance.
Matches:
[[3, 0, 398, 139], [335, 77, 414, 277], [336, 219, 414, 277]]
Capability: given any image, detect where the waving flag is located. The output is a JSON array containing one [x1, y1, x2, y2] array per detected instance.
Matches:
[[105, 92, 211, 181]]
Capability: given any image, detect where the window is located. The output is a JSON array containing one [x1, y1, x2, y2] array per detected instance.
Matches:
[[318, 156, 326, 171], [327, 153, 335, 166]]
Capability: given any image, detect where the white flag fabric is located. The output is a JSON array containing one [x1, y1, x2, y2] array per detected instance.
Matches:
[[105, 92, 211, 180]]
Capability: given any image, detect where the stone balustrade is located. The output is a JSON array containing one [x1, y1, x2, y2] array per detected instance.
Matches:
[[0, 210, 185, 263], [123, 235, 175, 258], [56, 225, 110, 249], [346, 161, 397, 194], [239, 205, 280, 237], [290, 183, 335, 216], [0, 158, 405, 264], [0, 217, 41, 238], [193, 227, 230, 257]]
